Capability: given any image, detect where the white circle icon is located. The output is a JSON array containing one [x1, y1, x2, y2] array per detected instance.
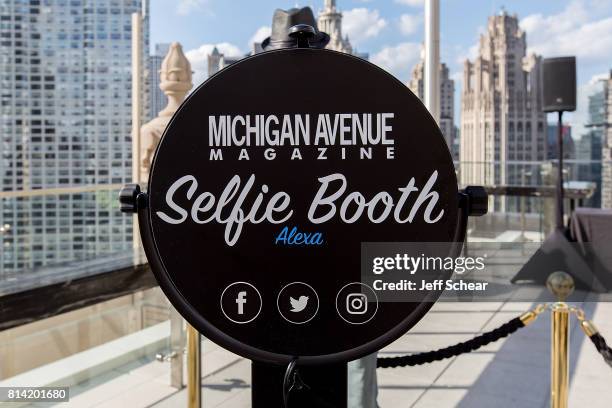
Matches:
[[276, 282, 319, 324], [336, 282, 379, 325], [220, 282, 262, 324]]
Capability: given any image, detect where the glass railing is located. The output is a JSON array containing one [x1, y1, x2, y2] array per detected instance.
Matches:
[[0, 185, 180, 395], [0, 184, 133, 279], [0, 287, 172, 378], [456, 159, 608, 241], [0, 158, 608, 403], [2, 159, 606, 280]]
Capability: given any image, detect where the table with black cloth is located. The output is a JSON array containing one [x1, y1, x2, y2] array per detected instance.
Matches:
[[569, 208, 612, 290]]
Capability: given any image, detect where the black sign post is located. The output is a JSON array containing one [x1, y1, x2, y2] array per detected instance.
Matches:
[[120, 27, 487, 406]]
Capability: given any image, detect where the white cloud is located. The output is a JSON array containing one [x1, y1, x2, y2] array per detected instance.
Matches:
[[371, 42, 421, 81], [450, 70, 463, 85], [395, 0, 424, 6], [455, 43, 478, 65], [520, 0, 612, 61], [518, 0, 612, 133], [454, 24, 483, 65], [399, 13, 422, 35], [185, 43, 243, 86], [176, 0, 207, 16], [343, 8, 387, 45], [590, 0, 612, 13], [249, 26, 271, 46]]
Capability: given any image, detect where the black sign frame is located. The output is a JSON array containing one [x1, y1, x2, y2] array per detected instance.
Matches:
[[133, 47, 469, 365]]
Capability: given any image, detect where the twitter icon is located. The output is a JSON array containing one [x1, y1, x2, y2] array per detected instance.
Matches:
[[290, 296, 309, 312], [277, 282, 319, 324]]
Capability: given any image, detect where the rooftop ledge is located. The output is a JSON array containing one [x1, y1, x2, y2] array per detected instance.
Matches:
[[0, 321, 169, 395]]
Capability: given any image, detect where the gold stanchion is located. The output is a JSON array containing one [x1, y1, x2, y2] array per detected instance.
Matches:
[[546, 271, 574, 408], [187, 324, 201, 408], [551, 302, 569, 408]]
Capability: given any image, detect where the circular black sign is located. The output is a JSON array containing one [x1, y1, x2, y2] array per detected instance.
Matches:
[[146, 48, 458, 364]]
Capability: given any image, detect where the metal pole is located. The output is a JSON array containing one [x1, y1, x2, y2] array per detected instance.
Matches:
[[550, 302, 569, 408], [131, 12, 144, 265], [187, 324, 201, 408], [252, 361, 348, 407], [424, 0, 440, 123], [170, 307, 185, 389], [521, 170, 531, 249], [555, 111, 564, 229], [521, 171, 526, 241]]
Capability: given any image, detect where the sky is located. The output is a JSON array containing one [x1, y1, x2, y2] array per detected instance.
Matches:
[[150, 0, 612, 138]]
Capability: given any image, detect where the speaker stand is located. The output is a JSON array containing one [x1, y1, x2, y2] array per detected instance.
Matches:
[[511, 227, 606, 292], [512, 111, 606, 292]]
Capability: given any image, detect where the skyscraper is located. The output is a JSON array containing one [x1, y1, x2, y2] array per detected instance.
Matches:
[[206, 45, 244, 78], [599, 72, 612, 209], [408, 59, 455, 157], [0, 0, 149, 272], [460, 10, 546, 211], [317, 0, 352, 54], [546, 124, 574, 160], [147, 43, 170, 121], [205, 1, 366, 80], [577, 85, 604, 207]]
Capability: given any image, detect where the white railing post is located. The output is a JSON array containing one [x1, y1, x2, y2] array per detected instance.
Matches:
[[131, 12, 144, 266], [424, 0, 440, 124]]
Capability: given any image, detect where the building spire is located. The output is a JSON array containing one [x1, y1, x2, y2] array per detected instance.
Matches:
[[324, 0, 336, 10], [318, 0, 352, 53]]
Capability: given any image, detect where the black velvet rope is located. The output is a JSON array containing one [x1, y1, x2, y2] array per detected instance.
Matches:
[[377, 317, 525, 368], [589, 333, 612, 368]]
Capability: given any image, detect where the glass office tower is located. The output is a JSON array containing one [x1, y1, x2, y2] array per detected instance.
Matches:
[[0, 0, 149, 273]]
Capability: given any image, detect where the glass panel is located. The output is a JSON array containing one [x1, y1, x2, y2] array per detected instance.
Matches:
[[1, 187, 135, 286], [0, 187, 180, 402]]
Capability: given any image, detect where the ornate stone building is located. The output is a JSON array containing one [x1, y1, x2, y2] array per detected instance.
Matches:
[[207, 46, 245, 78], [205, 1, 366, 81], [147, 43, 170, 121], [601, 72, 612, 208], [408, 59, 456, 158], [460, 11, 546, 211], [317, 0, 353, 54]]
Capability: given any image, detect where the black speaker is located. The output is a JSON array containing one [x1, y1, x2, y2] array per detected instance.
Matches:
[[542, 57, 576, 112]]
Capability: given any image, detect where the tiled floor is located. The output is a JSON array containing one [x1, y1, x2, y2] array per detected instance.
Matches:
[[51, 245, 612, 407], [51, 298, 612, 408], [151, 298, 612, 408]]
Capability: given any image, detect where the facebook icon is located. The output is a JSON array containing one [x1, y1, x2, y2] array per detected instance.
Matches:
[[236, 291, 247, 315], [221, 282, 262, 324]]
